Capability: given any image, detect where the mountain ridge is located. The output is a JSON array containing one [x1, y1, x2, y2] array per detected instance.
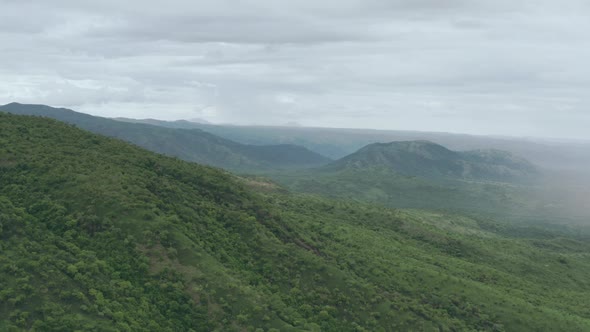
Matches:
[[326, 140, 538, 183], [109, 115, 590, 174], [0, 103, 331, 171]]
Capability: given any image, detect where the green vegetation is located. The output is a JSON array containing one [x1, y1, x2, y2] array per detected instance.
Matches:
[[269, 166, 538, 217], [2, 113, 590, 331], [323, 140, 537, 183], [0, 103, 330, 172], [112, 116, 588, 220], [266, 141, 546, 220]]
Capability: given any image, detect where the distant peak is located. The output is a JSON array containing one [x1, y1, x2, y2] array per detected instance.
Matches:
[[327, 139, 536, 182], [1, 102, 22, 107]]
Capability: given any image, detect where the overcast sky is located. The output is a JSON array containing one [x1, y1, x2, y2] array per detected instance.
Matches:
[[1, 0, 589, 138]]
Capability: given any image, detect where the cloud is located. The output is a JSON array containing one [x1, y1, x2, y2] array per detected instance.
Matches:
[[1, 0, 589, 138]]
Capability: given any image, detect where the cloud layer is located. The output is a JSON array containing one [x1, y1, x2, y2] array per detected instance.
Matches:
[[1, 0, 589, 138]]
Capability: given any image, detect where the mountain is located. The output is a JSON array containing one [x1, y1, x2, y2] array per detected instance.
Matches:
[[3, 113, 590, 330], [111, 118, 590, 173], [326, 140, 538, 183], [114, 118, 590, 220], [115, 117, 211, 129], [268, 141, 546, 218], [0, 103, 330, 172]]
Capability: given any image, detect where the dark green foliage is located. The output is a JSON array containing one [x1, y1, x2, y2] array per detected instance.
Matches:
[[0, 103, 330, 172], [2, 113, 590, 331]]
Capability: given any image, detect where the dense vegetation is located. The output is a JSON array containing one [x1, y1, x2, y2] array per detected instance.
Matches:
[[323, 140, 537, 183], [115, 116, 590, 220], [5, 103, 586, 221], [269, 167, 539, 218], [0, 103, 330, 172], [2, 113, 590, 331], [265, 141, 545, 220]]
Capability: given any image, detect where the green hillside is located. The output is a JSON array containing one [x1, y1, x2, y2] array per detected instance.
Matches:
[[0, 103, 330, 172], [2, 113, 590, 331], [116, 118, 589, 220], [268, 141, 545, 219], [325, 140, 537, 183], [270, 167, 538, 219]]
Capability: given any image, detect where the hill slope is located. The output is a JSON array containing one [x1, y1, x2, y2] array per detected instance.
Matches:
[[327, 140, 537, 183], [113, 119, 590, 216], [0, 103, 330, 172], [2, 113, 590, 331], [269, 141, 544, 218]]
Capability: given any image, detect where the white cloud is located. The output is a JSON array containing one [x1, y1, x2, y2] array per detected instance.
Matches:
[[0, 0, 589, 138]]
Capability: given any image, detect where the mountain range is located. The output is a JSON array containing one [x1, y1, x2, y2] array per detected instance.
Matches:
[[114, 114, 589, 220], [2, 102, 551, 218], [0, 103, 330, 172], [115, 117, 590, 176]]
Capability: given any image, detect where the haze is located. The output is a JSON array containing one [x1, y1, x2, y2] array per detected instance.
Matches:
[[1, 0, 590, 139]]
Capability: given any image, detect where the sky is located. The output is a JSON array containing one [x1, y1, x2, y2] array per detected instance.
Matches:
[[1, 0, 590, 139]]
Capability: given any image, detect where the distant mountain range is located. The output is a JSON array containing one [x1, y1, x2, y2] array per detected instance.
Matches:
[[0, 103, 330, 172], [326, 140, 537, 183], [115, 117, 213, 128], [115, 115, 590, 218], [114, 117, 590, 175]]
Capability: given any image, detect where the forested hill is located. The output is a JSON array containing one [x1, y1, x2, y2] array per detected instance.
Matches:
[[2, 113, 590, 331], [112, 117, 590, 173], [0, 103, 330, 172], [326, 140, 538, 183], [270, 141, 541, 215]]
